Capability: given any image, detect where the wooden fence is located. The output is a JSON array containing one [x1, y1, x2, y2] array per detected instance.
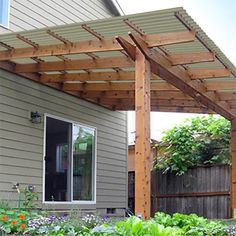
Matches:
[[128, 165, 230, 219]]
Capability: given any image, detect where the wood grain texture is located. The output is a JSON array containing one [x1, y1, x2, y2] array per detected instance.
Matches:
[[134, 48, 151, 219], [151, 165, 230, 219]]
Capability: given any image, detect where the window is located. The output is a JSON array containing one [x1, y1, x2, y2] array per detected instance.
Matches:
[[44, 116, 96, 203], [0, 0, 10, 28]]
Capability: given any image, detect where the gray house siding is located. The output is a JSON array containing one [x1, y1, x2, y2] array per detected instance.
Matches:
[[0, 0, 120, 34], [0, 69, 127, 213]]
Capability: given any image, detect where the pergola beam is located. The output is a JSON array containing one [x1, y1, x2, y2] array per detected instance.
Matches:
[[78, 91, 236, 104], [115, 36, 136, 61], [78, 91, 191, 99], [204, 81, 236, 90], [62, 81, 177, 91], [188, 68, 231, 79], [89, 98, 204, 108], [14, 54, 220, 73], [168, 52, 215, 65], [0, 61, 40, 82], [40, 71, 136, 82], [15, 57, 134, 73], [0, 31, 195, 61], [40, 68, 231, 83], [113, 105, 213, 114], [128, 32, 235, 120]]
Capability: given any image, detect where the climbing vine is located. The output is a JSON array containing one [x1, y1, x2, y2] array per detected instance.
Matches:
[[153, 115, 231, 175]]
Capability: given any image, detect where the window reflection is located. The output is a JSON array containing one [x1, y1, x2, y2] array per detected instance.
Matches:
[[73, 125, 95, 201]]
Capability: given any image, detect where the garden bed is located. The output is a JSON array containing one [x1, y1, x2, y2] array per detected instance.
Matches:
[[0, 208, 235, 235]]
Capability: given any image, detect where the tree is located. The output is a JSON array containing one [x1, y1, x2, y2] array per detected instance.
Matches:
[[153, 115, 230, 175]]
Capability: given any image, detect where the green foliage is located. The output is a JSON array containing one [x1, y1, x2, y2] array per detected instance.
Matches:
[[22, 187, 39, 210], [113, 216, 183, 236], [154, 115, 231, 175], [154, 212, 227, 236], [0, 208, 29, 234], [0, 200, 10, 211], [0, 209, 230, 235]]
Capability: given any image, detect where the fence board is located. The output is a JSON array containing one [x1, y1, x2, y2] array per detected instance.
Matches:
[[128, 165, 230, 219]]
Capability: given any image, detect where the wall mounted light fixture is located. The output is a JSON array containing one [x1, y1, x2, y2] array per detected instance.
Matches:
[[30, 111, 42, 124]]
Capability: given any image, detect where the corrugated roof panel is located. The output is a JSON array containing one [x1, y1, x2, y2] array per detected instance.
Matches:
[[0, 7, 235, 83]]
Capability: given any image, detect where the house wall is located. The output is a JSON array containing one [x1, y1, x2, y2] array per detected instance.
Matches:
[[0, 0, 119, 34], [0, 69, 127, 214]]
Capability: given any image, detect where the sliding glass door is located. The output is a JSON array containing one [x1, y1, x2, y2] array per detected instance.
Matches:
[[73, 125, 95, 201], [44, 116, 96, 203]]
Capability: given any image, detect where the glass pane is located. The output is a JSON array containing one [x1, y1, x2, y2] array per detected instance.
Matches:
[[0, 0, 9, 27], [45, 117, 71, 201], [73, 125, 95, 201]]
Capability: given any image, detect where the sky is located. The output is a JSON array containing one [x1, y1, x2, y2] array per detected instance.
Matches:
[[116, 0, 236, 143]]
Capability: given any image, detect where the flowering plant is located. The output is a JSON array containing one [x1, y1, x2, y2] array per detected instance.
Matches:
[[0, 208, 28, 234], [25, 215, 68, 235]]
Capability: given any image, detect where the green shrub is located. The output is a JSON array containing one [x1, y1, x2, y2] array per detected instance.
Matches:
[[154, 115, 230, 175]]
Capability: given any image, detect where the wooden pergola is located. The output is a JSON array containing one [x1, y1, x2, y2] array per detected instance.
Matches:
[[0, 8, 236, 218]]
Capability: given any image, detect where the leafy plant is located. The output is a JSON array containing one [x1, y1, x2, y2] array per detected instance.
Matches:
[[0, 208, 28, 234], [0, 208, 232, 235], [154, 115, 230, 175], [0, 200, 10, 211], [22, 187, 39, 210], [154, 212, 227, 236]]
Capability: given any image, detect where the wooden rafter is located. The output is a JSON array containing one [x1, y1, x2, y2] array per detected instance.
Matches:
[[78, 90, 236, 102], [188, 68, 231, 79], [114, 105, 213, 114], [16, 34, 39, 48], [128, 32, 235, 120], [0, 60, 40, 82], [123, 19, 146, 36], [44, 80, 236, 93], [46, 30, 72, 45], [0, 31, 195, 61], [204, 81, 236, 90], [115, 36, 136, 61], [80, 25, 124, 69], [31, 57, 44, 63], [175, 11, 236, 78], [81, 24, 104, 40], [16, 34, 46, 68], [47, 29, 100, 61], [14, 56, 134, 73], [62, 81, 177, 91], [84, 96, 213, 113], [168, 52, 215, 65], [89, 98, 203, 108], [39, 68, 232, 83], [14, 51, 216, 73], [40, 71, 160, 82], [0, 41, 14, 50], [77, 90, 191, 99], [218, 92, 236, 101]]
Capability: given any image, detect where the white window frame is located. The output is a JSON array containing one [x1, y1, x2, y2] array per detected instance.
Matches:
[[43, 113, 97, 205], [0, 0, 10, 29]]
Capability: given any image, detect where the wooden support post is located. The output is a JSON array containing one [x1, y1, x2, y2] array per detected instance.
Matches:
[[134, 48, 151, 219], [231, 119, 236, 218]]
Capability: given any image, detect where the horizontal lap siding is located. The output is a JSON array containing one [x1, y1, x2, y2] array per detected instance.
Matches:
[[0, 70, 127, 210], [4, 0, 114, 33]]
